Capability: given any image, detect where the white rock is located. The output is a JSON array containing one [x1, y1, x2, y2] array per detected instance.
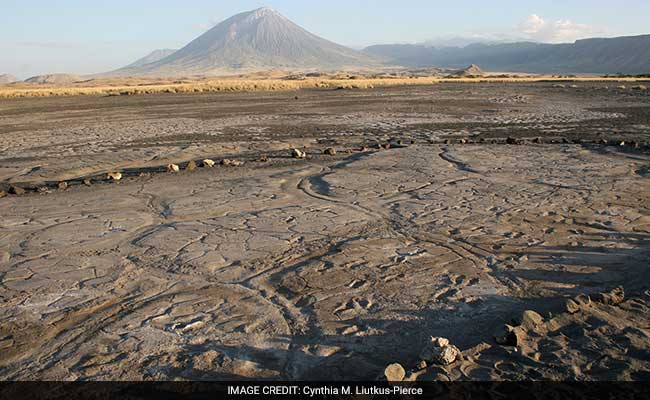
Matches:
[[167, 164, 180, 173]]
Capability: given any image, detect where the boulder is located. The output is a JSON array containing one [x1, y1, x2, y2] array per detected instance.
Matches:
[[167, 164, 180, 173], [221, 159, 244, 167], [494, 325, 527, 346], [291, 149, 306, 159], [597, 287, 624, 305], [9, 186, 25, 195], [202, 159, 215, 168], [384, 363, 406, 382], [107, 172, 122, 181], [324, 148, 337, 156], [186, 160, 197, 171], [419, 337, 461, 366], [565, 298, 581, 314], [519, 310, 544, 331]]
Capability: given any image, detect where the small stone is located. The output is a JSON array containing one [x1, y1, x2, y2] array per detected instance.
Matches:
[[565, 299, 581, 314], [324, 148, 337, 156], [167, 164, 180, 173], [519, 310, 544, 331], [221, 159, 243, 167], [358, 146, 369, 152], [573, 294, 592, 308], [384, 363, 406, 382], [259, 155, 269, 162], [291, 149, 306, 159], [460, 139, 468, 144], [186, 160, 197, 171], [202, 159, 215, 168], [37, 186, 49, 193], [83, 178, 92, 186], [619, 141, 626, 146], [58, 182, 68, 190], [9, 186, 25, 195], [506, 137, 520, 145], [597, 287, 624, 305], [381, 143, 391, 149], [0, 190, 6, 198], [107, 172, 122, 181]]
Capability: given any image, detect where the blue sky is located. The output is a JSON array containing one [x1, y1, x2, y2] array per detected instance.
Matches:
[[2, 0, 649, 78]]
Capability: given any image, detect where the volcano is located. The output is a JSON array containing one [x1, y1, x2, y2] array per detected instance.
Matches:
[[117, 7, 377, 76]]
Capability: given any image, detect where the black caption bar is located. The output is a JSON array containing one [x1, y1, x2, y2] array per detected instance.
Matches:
[[0, 382, 648, 400]]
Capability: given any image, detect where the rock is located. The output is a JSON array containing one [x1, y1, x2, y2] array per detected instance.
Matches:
[[384, 363, 406, 382], [597, 287, 624, 305], [0, 190, 6, 198], [553, 84, 566, 88], [419, 337, 461, 366], [532, 137, 542, 144], [221, 159, 244, 167], [167, 164, 180, 173], [619, 141, 626, 146], [519, 310, 544, 331], [58, 182, 68, 190], [107, 172, 122, 181], [291, 149, 306, 159], [37, 186, 49, 193], [573, 294, 592, 308], [381, 143, 391, 150], [460, 139, 468, 144], [506, 137, 520, 145], [259, 155, 269, 162], [565, 299, 581, 314], [632, 85, 647, 90], [202, 159, 215, 168], [9, 186, 25, 195], [186, 160, 197, 171], [324, 147, 337, 156], [358, 146, 369, 152], [494, 325, 527, 346], [83, 178, 92, 186], [617, 85, 626, 90]]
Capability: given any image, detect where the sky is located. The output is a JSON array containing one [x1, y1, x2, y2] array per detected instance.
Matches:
[[2, 0, 649, 78]]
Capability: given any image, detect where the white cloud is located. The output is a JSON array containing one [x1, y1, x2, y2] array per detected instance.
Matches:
[[518, 14, 603, 43]]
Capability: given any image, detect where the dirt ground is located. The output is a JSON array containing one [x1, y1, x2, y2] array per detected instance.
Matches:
[[0, 83, 649, 380]]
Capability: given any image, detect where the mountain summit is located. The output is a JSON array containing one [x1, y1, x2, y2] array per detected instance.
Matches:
[[118, 7, 377, 75]]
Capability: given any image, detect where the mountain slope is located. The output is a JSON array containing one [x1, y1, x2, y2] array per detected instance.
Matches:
[[365, 35, 650, 74], [123, 49, 178, 69], [117, 7, 377, 76]]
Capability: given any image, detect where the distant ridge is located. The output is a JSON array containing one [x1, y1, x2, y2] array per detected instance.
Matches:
[[24, 74, 82, 84], [114, 7, 378, 76], [0, 74, 18, 84], [365, 35, 650, 74]]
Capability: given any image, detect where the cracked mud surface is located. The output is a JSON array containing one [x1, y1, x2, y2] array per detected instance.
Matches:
[[0, 83, 649, 380]]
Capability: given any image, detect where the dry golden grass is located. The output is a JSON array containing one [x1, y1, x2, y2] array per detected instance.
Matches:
[[0, 75, 648, 98]]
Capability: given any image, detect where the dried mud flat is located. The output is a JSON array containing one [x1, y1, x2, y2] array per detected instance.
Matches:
[[0, 83, 649, 381]]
